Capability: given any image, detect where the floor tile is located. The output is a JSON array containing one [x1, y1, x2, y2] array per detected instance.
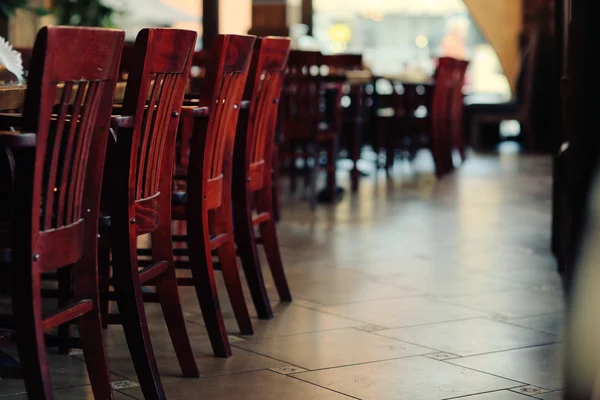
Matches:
[[6, 386, 134, 399], [294, 356, 521, 400], [377, 318, 559, 356], [441, 289, 565, 318], [451, 391, 533, 399], [448, 344, 563, 391], [0, 347, 120, 396], [383, 273, 525, 298], [235, 328, 432, 370], [120, 370, 353, 399], [215, 303, 360, 338], [507, 313, 565, 338], [290, 278, 422, 305], [321, 296, 487, 328], [91, 329, 292, 383], [534, 391, 563, 399]]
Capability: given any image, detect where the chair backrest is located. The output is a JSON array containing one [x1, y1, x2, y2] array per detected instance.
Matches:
[[320, 53, 363, 74], [120, 28, 197, 202], [244, 37, 291, 167], [200, 34, 256, 181], [282, 50, 322, 123], [429, 56, 457, 175], [449, 59, 469, 153], [20, 27, 124, 261]]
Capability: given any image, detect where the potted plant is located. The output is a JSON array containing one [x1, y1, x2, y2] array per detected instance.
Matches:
[[0, 0, 48, 38], [53, 0, 117, 27]]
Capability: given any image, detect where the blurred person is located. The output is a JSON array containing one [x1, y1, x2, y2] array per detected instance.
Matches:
[[440, 15, 470, 60]]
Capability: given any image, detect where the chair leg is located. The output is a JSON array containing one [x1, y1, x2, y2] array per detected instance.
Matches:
[[233, 195, 273, 320], [151, 228, 199, 378], [77, 311, 114, 400], [215, 206, 253, 335], [271, 146, 282, 222], [98, 244, 110, 329], [259, 218, 291, 302], [186, 209, 232, 357], [326, 140, 336, 200], [12, 273, 54, 399], [307, 143, 318, 210], [112, 246, 166, 400]]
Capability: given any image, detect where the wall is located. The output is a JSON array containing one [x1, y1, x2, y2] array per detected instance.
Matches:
[[463, 0, 522, 93]]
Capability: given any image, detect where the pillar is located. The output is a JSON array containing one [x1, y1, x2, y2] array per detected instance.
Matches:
[[248, 0, 311, 37], [203, 0, 219, 48]]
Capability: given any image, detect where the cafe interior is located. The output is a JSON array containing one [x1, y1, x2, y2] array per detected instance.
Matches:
[[0, 0, 597, 398]]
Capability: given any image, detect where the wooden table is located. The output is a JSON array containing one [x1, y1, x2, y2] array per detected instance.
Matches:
[[0, 82, 128, 111]]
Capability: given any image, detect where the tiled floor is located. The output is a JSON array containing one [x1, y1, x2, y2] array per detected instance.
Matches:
[[0, 151, 565, 399]]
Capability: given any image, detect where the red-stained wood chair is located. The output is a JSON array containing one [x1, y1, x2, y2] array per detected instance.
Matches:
[[168, 34, 257, 357], [449, 59, 469, 161], [321, 54, 365, 191], [98, 28, 200, 399], [0, 26, 124, 399], [232, 37, 293, 320], [281, 51, 340, 208], [375, 58, 456, 177]]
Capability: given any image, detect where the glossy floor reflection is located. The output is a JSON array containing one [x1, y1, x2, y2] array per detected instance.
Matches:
[[0, 152, 565, 399]]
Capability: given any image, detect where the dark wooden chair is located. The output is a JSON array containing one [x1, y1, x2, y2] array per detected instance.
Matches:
[[281, 50, 340, 207], [449, 59, 469, 160], [0, 26, 124, 399], [321, 54, 365, 191], [98, 28, 200, 399], [169, 34, 257, 357], [466, 29, 539, 150], [374, 58, 456, 176], [232, 37, 292, 320]]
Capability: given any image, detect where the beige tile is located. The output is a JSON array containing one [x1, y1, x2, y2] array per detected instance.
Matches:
[[377, 318, 559, 356], [195, 303, 360, 339], [7, 386, 134, 399], [320, 296, 486, 328], [120, 370, 352, 399], [441, 289, 565, 318], [454, 391, 534, 399], [535, 391, 563, 399], [290, 278, 422, 305], [507, 313, 565, 338], [448, 344, 563, 391], [87, 329, 291, 383], [235, 328, 432, 370], [0, 348, 120, 396], [294, 356, 521, 400]]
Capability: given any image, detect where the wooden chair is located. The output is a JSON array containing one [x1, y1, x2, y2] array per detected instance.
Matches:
[[449, 59, 469, 160], [466, 29, 539, 150], [0, 26, 124, 399], [281, 50, 340, 207], [98, 28, 200, 399], [321, 54, 365, 191], [374, 58, 456, 176], [232, 37, 292, 320], [169, 34, 257, 357]]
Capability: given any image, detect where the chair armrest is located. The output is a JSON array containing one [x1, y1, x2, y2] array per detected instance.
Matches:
[[0, 113, 23, 131], [0, 131, 36, 148]]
